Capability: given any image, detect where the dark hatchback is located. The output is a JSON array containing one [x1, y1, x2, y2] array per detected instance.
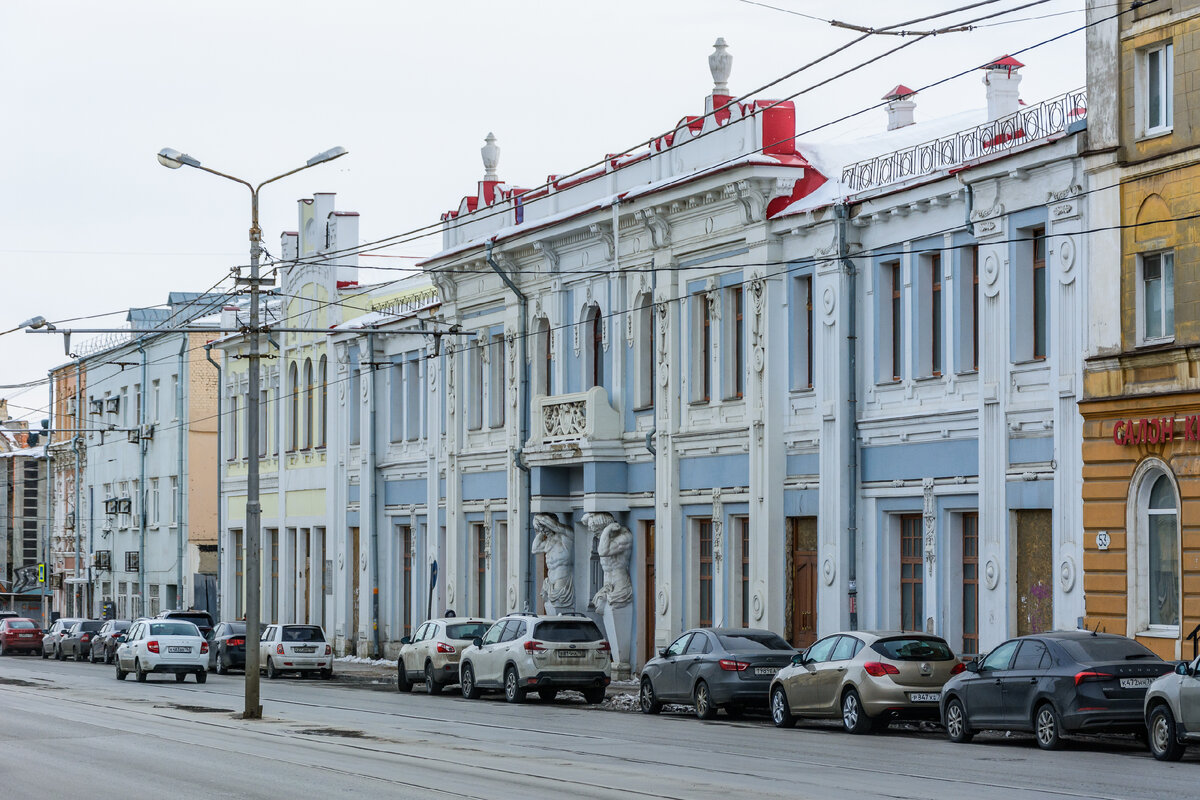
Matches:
[[61, 621, 104, 661], [156, 610, 215, 639], [640, 628, 797, 719], [89, 620, 131, 663], [941, 630, 1172, 750], [209, 621, 248, 674]]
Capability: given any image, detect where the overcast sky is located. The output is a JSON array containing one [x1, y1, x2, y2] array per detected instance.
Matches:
[[0, 0, 1086, 421]]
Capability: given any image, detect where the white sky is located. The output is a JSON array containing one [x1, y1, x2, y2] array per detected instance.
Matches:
[[0, 0, 1086, 420]]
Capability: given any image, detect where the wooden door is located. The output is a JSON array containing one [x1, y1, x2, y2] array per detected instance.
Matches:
[[788, 517, 818, 648], [301, 529, 310, 625], [350, 526, 360, 653], [962, 512, 979, 655], [1016, 510, 1052, 635], [642, 521, 656, 666], [900, 515, 923, 632]]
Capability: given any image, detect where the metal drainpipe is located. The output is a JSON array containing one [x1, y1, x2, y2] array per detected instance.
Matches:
[[176, 336, 185, 610], [88, 484, 94, 615], [485, 240, 532, 610], [367, 332, 381, 656], [835, 204, 859, 631], [136, 341, 147, 617], [44, 371, 52, 627], [204, 343, 221, 620], [73, 363, 83, 613]]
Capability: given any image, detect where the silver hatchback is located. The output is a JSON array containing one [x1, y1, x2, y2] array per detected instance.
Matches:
[[1144, 654, 1200, 760]]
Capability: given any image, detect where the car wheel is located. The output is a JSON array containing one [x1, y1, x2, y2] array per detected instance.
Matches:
[[425, 662, 443, 695], [724, 705, 744, 719], [842, 689, 873, 735], [319, 668, 333, 680], [944, 696, 974, 744], [397, 662, 413, 693], [0, 641, 6, 656], [693, 680, 717, 720], [214, 654, 225, 675], [266, 658, 280, 680], [88, 647, 97, 664], [1034, 702, 1065, 751], [175, 673, 187, 683], [639, 678, 662, 715], [41, 645, 48, 659], [582, 687, 606, 704], [771, 685, 796, 728], [538, 688, 559, 703], [195, 670, 207, 684], [135, 659, 148, 682], [1148, 704, 1185, 762], [504, 666, 526, 703], [115, 661, 126, 681], [104, 648, 112, 665], [55, 645, 63, 661], [460, 663, 480, 699]]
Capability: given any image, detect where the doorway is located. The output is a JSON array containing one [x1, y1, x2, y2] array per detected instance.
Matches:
[[641, 520, 656, 667], [900, 515, 923, 632], [1016, 509, 1053, 635], [787, 517, 817, 647], [350, 526, 360, 654]]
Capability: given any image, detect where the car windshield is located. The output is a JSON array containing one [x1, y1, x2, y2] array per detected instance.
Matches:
[[282, 626, 325, 642], [1058, 637, 1160, 663], [716, 632, 793, 651], [112, 621, 130, 631], [81, 622, 104, 632], [149, 622, 199, 637], [872, 637, 955, 661], [6, 619, 36, 630], [168, 614, 213, 627], [223, 623, 247, 635], [534, 621, 604, 643], [446, 622, 490, 640]]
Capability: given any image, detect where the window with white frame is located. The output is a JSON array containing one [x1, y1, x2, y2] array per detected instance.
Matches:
[[793, 274, 814, 390], [467, 342, 483, 430], [582, 305, 604, 391], [532, 316, 552, 397], [877, 261, 903, 381], [150, 478, 160, 526], [724, 285, 745, 399], [954, 245, 979, 374], [691, 294, 713, 402], [405, 355, 421, 440], [634, 294, 655, 410], [488, 333, 505, 428], [170, 374, 179, 420], [1139, 251, 1174, 344], [169, 476, 178, 526], [348, 349, 361, 446], [1132, 467, 1180, 634], [318, 355, 328, 448], [152, 379, 160, 424], [1140, 42, 1173, 137], [258, 389, 268, 456], [228, 394, 239, 460], [389, 359, 405, 443], [303, 357, 314, 450]]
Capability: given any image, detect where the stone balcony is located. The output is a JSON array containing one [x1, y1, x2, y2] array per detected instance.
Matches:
[[527, 386, 624, 464]]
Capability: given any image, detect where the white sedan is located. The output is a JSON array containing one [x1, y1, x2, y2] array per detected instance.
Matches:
[[115, 619, 208, 683], [259, 624, 333, 679]]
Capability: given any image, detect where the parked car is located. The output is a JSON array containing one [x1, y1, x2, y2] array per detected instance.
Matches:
[[769, 631, 961, 733], [60, 620, 104, 661], [0, 617, 44, 655], [114, 619, 209, 683], [1144, 653, 1200, 761], [156, 609, 215, 639], [397, 617, 491, 694], [941, 630, 1172, 750], [259, 624, 333, 679], [0, 610, 20, 619], [208, 621, 248, 674], [459, 613, 612, 704], [42, 617, 85, 659], [89, 620, 131, 664], [640, 628, 797, 719]]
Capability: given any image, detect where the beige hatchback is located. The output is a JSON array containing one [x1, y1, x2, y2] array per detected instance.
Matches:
[[397, 617, 491, 694], [769, 631, 963, 733]]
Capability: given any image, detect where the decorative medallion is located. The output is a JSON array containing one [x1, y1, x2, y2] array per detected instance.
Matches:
[[982, 253, 1001, 298]]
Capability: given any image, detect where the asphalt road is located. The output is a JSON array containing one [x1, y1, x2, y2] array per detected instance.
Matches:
[[2, 655, 1198, 799]]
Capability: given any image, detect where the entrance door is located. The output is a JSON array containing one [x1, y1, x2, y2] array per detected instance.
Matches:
[[1016, 509, 1052, 635], [641, 521, 656, 667], [300, 529, 310, 624], [962, 512, 979, 654], [400, 525, 412, 638], [350, 526, 360, 654], [900, 515, 923, 632], [787, 517, 817, 648]]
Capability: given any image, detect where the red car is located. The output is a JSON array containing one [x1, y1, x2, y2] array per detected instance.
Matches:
[[0, 618, 44, 655]]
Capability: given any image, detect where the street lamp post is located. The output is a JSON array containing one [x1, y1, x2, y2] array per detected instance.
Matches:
[[158, 145, 346, 719]]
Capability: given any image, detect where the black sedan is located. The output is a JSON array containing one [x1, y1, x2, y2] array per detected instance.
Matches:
[[640, 628, 797, 719], [89, 619, 131, 664], [940, 630, 1172, 750], [60, 620, 104, 662], [209, 621, 248, 674]]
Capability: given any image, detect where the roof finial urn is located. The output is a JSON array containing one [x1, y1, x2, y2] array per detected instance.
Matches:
[[481, 132, 500, 181], [709, 37, 732, 95]]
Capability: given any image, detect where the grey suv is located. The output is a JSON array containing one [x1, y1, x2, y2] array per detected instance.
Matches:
[[1144, 654, 1200, 760], [458, 614, 611, 704]]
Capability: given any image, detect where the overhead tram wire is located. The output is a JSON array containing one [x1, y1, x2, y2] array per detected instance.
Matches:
[[223, 0, 1027, 276]]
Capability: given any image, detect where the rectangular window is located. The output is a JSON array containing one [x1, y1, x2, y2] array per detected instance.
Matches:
[[972, 247, 980, 371], [468, 345, 483, 430], [1142, 42, 1174, 136], [269, 529, 279, 624], [389, 360, 405, 443], [234, 529, 244, 618], [406, 357, 421, 440], [635, 299, 655, 410], [698, 519, 713, 627], [473, 523, 487, 617], [740, 517, 750, 628], [349, 351, 361, 446], [804, 276, 814, 388], [169, 476, 178, 525], [730, 286, 745, 399], [489, 334, 505, 428], [887, 262, 903, 381], [962, 512, 979, 655], [228, 395, 239, 460], [152, 380, 160, 424], [900, 515, 923, 632], [258, 389, 268, 457], [149, 584, 160, 617], [171, 374, 179, 420], [1141, 251, 1175, 343], [150, 479, 160, 526], [930, 254, 942, 377], [400, 526, 412, 637], [1032, 227, 1047, 359]]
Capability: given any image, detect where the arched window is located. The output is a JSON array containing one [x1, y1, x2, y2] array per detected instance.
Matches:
[[635, 293, 654, 409], [584, 304, 604, 390], [318, 355, 328, 448], [287, 362, 299, 452], [1130, 463, 1181, 633], [303, 358, 314, 450], [533, 316, 551, 397]]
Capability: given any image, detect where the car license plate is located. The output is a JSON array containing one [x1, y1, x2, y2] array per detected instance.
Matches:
[[19, 633, 32, 638], [557, 649, 583, 658], [167, 646, 191, 654], [1120, 677, 1153, 689], [295, 646, 316, 653], [909, 692, 940, 703], [755, 667, 778, 677]]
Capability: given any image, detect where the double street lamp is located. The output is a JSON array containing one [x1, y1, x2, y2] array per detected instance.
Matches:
[[158, 145, 347, 719]]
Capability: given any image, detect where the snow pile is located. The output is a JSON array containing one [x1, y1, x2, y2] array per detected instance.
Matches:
[[603, 691, 691, 715], [335, 656, 394, 667]]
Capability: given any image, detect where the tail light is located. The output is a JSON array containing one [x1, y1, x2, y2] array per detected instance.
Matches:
[[524, 640, 547, 653], [228, 637, 245, 647], [436, 642, 456, 654], [598, 641, 611, 652], [200, 641, 209, 654], [147, 641, 160, 654], [276, 644, 285, 655], [325, 645, 332, 656], [863, 662, 900, 677], [1075, 670, 1113, 686], [951, 662, 966, 676], [719, 659, 750, 671], [80, 634, 90, 643]]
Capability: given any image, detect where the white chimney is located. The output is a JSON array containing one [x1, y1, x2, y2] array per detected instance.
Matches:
[[883, 85, 917, 131], [709, 37, 732, 96], [982, 55, 1023, 120], [481, 132, 500, 181]]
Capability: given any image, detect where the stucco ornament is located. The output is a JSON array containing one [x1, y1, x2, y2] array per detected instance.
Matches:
[[821, 286, 836, 324], [446, 345, 456, 417], [705, 278, 721, 322], [582, 512, 633, 611], [532, 513, 575, 610], [984, 558, 999, 590], [711, 488, 724, 571], [1058, 236, 1076, 283], [982, 252, 1001, 298], [1060, 556, 1076, 592], [508, 585, 517, 610], [749, 276, 766, 374], [657, 586, 669, 615], [483, 504, 494, 562], [481, 132, 500, 181], [506, 331, 518, 410], [655, 297, 670, 388], [922, 477, 936, 576], [709, 37, 732, 94], [752, 590, 764, 622], [822, 555, 836, 586]]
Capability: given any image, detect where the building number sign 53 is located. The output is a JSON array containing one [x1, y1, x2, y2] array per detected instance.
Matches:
[[1112, 415, 1200, 446]]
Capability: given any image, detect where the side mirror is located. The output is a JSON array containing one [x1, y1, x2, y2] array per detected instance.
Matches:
[[472, 637, 483, 648], [116, 635, 127, 643], [965, 659, 980, 673], [400, 636, 411, 645], [1175, 661, 1190, 676], [659, 648, 669, 658], [790, 653, 805, 666]]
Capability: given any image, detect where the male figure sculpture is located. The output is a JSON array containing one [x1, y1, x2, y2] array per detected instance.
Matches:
[[583, 512, 633, 612], [532, 513, 575, 610]]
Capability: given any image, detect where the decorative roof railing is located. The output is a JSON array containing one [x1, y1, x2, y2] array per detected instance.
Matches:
[[840, 88, 1086, 193]]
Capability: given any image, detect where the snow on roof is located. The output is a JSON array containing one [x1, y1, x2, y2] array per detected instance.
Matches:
[[0, 444, 46, 459]]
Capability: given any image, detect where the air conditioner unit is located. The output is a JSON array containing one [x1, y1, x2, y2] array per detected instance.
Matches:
[[127, 429, 140, 444], [105, 397, 120, 414], [141, 423, 154, 441], [117, 498, 132, 514], [103, 498, 118, 515], [89, 399, 103, 415]]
